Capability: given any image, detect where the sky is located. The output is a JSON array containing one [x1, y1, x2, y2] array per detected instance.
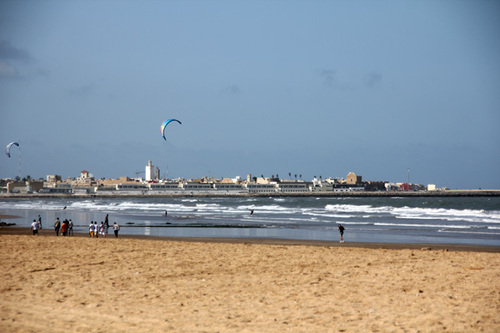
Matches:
[[0, 0, 499, 189]]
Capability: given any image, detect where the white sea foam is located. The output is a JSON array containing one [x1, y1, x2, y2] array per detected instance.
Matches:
[[304, 211, 354, 219], [325, 204, 391, 214], [375, 222, 470, 229], [322, 203, 500, 225], [391, 206, 500, 224], [438, 229, 500, 235]]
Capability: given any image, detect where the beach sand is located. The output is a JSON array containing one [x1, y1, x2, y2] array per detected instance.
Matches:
[[1, 229, 499, 332]]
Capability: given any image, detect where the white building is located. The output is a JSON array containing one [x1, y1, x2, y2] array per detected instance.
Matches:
[[145, 160, 160, 181]]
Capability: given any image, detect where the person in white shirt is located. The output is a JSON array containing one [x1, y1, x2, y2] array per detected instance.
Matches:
[[31, 219, 39, 236], [89, 221, 95, 237], [113, 222, 120, 238]]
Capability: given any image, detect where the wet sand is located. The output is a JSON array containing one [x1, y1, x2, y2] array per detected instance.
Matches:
[[1, 227, 499, 332]]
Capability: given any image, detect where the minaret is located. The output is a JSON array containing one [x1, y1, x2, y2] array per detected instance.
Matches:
[[145, 160, 154, 181]]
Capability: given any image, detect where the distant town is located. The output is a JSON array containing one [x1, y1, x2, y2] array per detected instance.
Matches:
[[1, 160, 498, 197]]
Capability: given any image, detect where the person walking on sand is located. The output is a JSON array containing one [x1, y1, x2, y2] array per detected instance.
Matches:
[[31, 219, 39, 236], [95, 222, 99, 238], [37, 215, 42, 229], [54, 218, 61, 236], [68, 219, 73, 236], [113, 222, 120, 238], [89, 221, 95, 237], [338, 224, 345, 243], [99, 222, 105, 238]]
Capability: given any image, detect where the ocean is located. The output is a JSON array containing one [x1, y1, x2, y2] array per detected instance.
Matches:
[[1, 196, 499, 246]]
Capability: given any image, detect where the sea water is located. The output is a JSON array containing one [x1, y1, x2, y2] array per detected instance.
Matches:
[[1, 196, 499, 246]]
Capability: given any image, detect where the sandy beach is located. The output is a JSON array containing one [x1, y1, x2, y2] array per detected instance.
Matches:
[[1, 228, 499, 332]]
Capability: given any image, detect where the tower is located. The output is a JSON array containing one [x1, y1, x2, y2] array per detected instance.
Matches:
[[145, 160, 154, 181]]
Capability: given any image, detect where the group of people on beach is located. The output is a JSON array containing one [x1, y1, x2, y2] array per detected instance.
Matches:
[[30, 213, 120, 238], [31, 216, 74, 236], [30, 215, 43, 235], [89, 220, 109, 238], [89, 214, 120, 238], [54, 218, 74, 236], [31, 211, 342, 242]]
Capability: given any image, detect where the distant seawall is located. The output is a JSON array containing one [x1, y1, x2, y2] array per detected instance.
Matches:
[[1, 190, 499, 199]]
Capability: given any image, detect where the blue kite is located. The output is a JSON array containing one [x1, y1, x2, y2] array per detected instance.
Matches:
[[161, 119, 182, 141]]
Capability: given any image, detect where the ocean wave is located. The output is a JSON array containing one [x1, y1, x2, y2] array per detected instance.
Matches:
[[325, 204, 391, 214], [304, 211, 355, 219], [391, 206, 500, 224], [438, 229, 500, 235], [374, 222, 471, 229]]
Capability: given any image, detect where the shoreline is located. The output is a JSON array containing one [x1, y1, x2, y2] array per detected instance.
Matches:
[[1, 189, 500, 199], [3, 226, 499, 253]]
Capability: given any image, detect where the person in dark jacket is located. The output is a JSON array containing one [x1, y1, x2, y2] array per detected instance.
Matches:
[[338, 224, 345, 243]]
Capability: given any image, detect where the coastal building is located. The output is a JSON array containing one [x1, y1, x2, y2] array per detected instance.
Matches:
[[39, 183, 73, 194], [145, 160, 160, 181], [6, 180, 44, 194], [346, 172, 362, 185], [277, 182, 310, 193], [72, 170, 94, 185], [116, 184, 148, 191], [246, 183, 276, 193], [182, 182, 214, 192], [213, 183, 246, 193], [46, 175, 61, 182], [1, 167, 440, 196], [150, 183, 182, 191]]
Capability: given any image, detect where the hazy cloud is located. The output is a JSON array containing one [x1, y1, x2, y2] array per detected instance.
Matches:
[[221, 84, 242, 95], [319, 69, 336, 86], [317, 69, 351, 90], [0, 40, 31, 61], [0, 41, 36, 79], [68, 82, 97, 96], [364, 71, 382, 87], [0, 60, 19, 78]]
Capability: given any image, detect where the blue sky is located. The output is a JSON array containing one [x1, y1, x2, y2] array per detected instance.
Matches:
[[1, 0, 499, 189]]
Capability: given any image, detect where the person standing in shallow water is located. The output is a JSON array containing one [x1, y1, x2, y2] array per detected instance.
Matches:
[[54, 218, 61, 236], [113, 222, 120, 237], [338, 224, 345, 243]]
